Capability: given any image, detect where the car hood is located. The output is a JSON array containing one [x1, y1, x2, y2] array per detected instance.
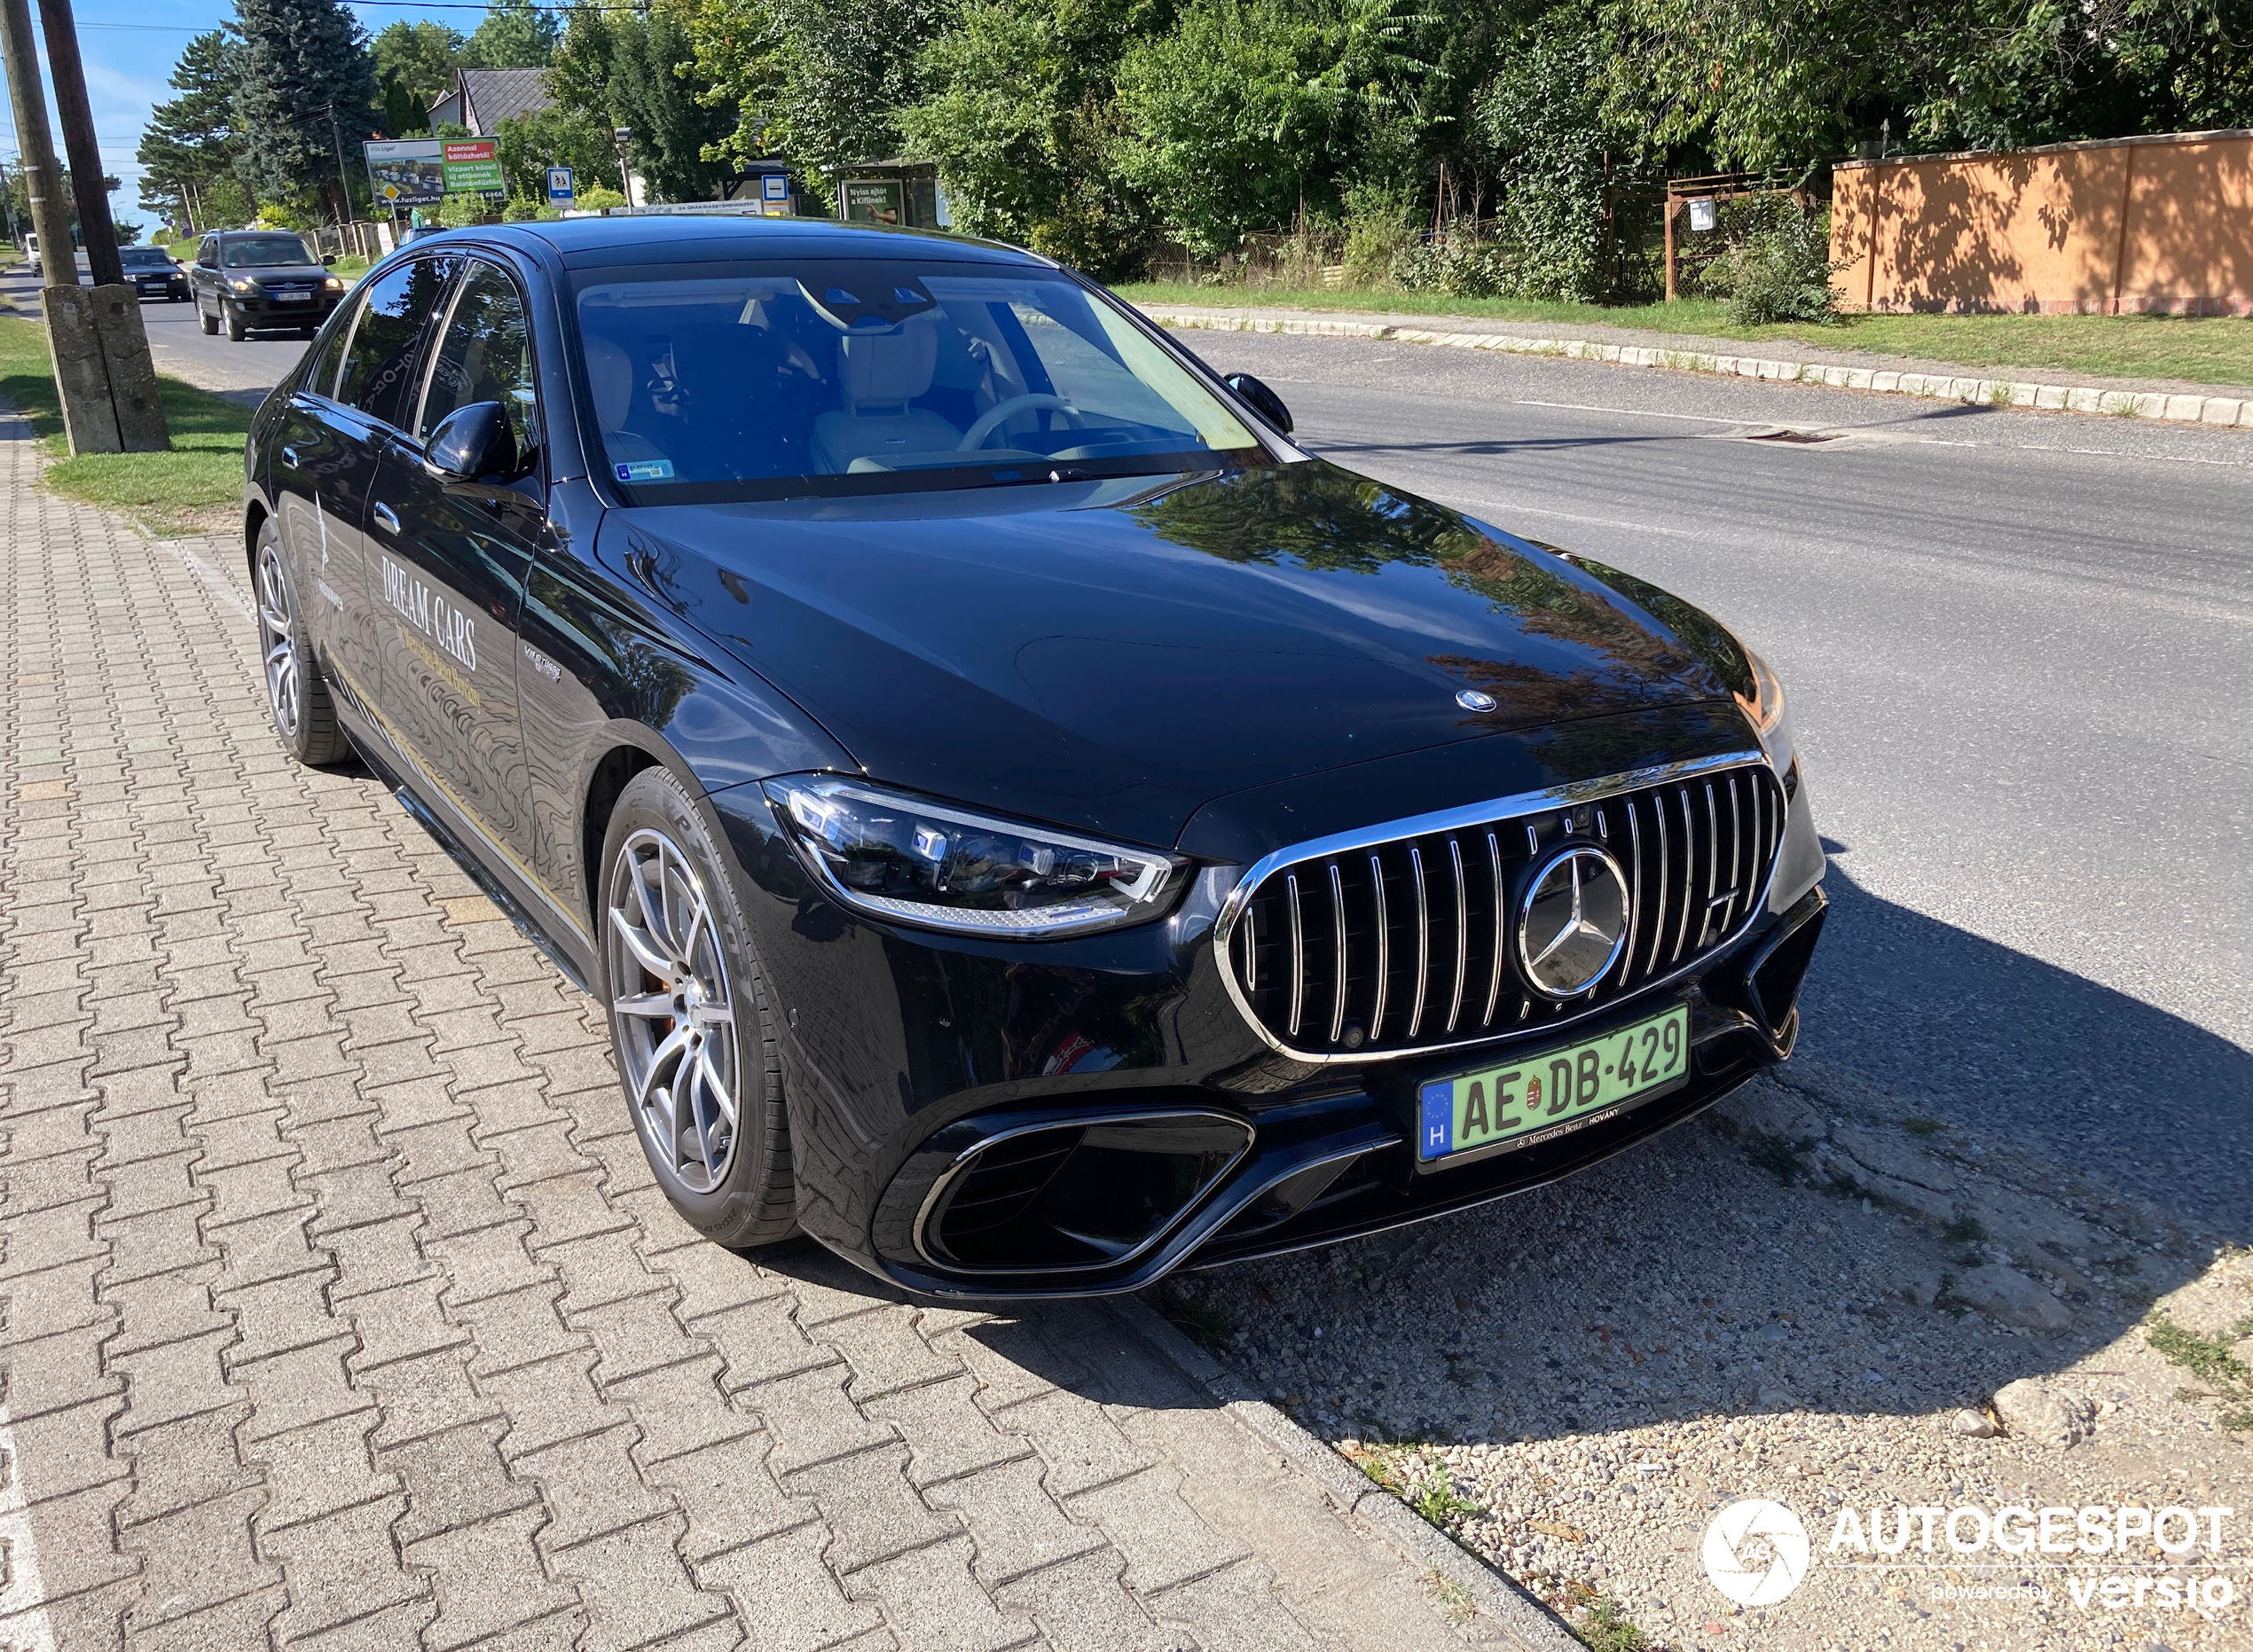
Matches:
[[608, 459, 1738, 849]]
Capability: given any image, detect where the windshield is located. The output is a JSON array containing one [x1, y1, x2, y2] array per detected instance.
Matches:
[[224, 236, 315, 268], [575, 259, 1265, 500], [121, 247, 173, 268]]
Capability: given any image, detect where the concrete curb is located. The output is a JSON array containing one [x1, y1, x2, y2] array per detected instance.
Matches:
[[1137, 306, 2253, 428], [1112, 1295, 1585, 1652]]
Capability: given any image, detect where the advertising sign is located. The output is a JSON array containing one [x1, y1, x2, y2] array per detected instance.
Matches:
[[843, 179, 903, 225], [546, 167, 575, 204], [365, 138, 445, 207], [443, 140, 505, 194]]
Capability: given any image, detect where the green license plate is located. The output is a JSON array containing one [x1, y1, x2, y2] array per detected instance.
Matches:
[[1417, 1004, 1688, 1163]]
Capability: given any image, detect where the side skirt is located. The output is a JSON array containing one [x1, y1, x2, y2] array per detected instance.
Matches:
[[332, 709, 598, 995]]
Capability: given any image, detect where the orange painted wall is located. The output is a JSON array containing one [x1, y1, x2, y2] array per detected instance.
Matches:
[[1829, 130, 2253, 315]]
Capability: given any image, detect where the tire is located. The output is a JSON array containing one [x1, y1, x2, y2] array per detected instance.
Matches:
[[225, 306, 247, 341], [198, 301, 218, 335], [598, 767, 798, 1249], [252, 517, 349, 766]]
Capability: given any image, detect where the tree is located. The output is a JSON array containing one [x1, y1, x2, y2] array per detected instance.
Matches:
[[136, 28, 247, 223], [898, 0, 1159, 276], [235, 0, 379, 221], [464, 0, 561, 68], [1475, 4, 1614, 301], [373, 20, 465, 136], [687, 0, 945, 180], [550, 4, 734, 202], [497, 105, 616, 199]]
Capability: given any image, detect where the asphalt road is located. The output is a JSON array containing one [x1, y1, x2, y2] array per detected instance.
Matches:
[[3, 260, 317, 406], [1182, 332, 2251, 1232]]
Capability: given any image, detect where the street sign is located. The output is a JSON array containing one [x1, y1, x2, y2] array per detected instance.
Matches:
[[442, 140, 504, 194], [762, 174, 788, 202], [546, 167, 574, 205]]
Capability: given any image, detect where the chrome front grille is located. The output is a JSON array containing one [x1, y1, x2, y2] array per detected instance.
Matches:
[[1216, 757, 1786, 1060]]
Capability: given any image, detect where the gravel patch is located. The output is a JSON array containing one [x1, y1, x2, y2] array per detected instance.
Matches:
[[1166, 1073, 2249, 1649]]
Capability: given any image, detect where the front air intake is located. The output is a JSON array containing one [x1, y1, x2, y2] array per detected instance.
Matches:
[[920, 1112, 1252, 1273]]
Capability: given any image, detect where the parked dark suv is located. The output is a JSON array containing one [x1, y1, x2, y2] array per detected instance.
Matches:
[[189, 230, 345, 340]]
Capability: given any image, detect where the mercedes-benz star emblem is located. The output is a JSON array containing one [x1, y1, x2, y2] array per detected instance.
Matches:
[[1455, 688, 1498, 712], [1518, 846, 1632, 998]]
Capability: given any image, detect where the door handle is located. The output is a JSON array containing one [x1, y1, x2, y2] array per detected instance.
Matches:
[[280, 445, 300, 468], [372, 502, 401, 536]]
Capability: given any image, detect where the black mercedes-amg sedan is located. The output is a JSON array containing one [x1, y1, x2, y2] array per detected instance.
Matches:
[[240, 214, 1825, 1297]]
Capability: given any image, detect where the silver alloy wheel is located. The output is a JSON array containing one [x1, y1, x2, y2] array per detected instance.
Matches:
[[255, 541, 301, 739], [606, 827, 740, 1193]]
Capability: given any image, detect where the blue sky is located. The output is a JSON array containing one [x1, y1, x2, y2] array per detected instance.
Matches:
[[4, 1, 483, 237]]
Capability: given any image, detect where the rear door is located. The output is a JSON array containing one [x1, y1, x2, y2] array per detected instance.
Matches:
[[368, 256, 546, 874]]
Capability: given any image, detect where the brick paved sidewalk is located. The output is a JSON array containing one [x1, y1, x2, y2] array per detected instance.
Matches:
[[0, 418, 1556, 1652]]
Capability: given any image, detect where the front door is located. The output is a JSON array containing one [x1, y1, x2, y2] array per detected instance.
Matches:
[[367, 256, 547, 891]]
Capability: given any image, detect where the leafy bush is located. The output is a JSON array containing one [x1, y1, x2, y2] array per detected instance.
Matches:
[[1390, 230, 1511, 299], [436, 192, 490, 228], [1339, 181, 1417, 286], [1708, 193, 1842, 325], [501, 197, 542, 222], [572, 184, 628, 211]]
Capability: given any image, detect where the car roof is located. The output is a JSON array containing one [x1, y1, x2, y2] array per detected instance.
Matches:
[[462, 212, 1048, 272]]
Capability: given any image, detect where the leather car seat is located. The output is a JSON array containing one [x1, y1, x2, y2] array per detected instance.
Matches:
[[812, 317, 962, 473]]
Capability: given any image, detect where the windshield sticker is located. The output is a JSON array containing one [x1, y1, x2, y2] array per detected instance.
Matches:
[[381, 555, 477, 673], [616, 459, 674, 482]]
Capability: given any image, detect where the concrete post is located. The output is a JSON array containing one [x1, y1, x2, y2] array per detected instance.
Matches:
[[41, 284, 119, 452], [86, 285, 169, 451]]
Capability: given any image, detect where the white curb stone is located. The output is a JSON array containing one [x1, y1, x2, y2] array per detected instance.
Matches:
[[1138, 307, 2253, 427]]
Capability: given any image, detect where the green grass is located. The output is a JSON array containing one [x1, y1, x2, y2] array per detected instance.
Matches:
[[1574, 1597, 1652, 1652], [0, 314, 251, 537], [1117, 281, 2253, 388], [2146, 1311, 2253, 1431]]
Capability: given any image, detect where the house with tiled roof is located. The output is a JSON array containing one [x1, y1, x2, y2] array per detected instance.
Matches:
[[428, 67, 554, 136]]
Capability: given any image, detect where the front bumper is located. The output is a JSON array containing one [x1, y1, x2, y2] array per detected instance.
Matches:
[[710, 731, 1829, 1299], [228, 292, 341, 324]]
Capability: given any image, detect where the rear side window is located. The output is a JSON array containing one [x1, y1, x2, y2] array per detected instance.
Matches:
[[419, 261, 538, 464], [336, 257, 457, 428]]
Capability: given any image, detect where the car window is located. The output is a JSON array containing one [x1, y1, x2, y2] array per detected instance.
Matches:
[[121, 247, 172, 269], [572, 259, 1261, 500], [197, 236, 216, 268], [336, 257, 458, 428], [418, 261, 538, 464], [223, 235, 315, 269]]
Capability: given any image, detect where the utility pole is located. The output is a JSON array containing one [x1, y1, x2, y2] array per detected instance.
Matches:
[[0, 0, 78, 280], [326, 102, 352, 227], [0, 0, 166, 450], [35, 0, 120, 286]]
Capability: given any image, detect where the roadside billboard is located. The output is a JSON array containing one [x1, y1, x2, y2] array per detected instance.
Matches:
[[443, 140, 505, 194], [365, 138, 444, 207]]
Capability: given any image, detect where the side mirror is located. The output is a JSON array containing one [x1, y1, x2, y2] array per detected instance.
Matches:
[[425, 402, 518, 484], [323, 254, 337, 267], [1223, 372, 1293, 435]]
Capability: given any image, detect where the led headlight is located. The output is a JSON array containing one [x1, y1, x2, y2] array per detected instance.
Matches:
[[764, 776, 1186, 938], [1739, 645, 1797, 770]]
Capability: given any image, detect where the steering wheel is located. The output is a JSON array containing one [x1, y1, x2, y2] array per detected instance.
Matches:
[[958, 393, 1078, 451]]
